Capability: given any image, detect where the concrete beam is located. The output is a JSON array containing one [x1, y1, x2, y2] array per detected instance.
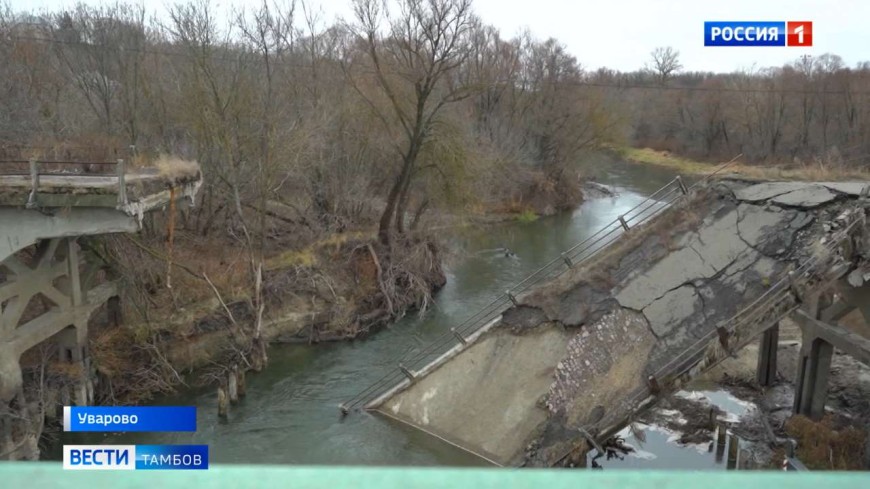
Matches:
[[0, 345, 23, 401], [820, 300, 856, 323], [836, 284, 870, 331], [793, 310, 870, 366], [9, 281, 116, 356], [0, 208, 138, 262]]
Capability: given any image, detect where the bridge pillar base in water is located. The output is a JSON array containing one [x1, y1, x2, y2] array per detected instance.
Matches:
[[755, 323, 779, 387]]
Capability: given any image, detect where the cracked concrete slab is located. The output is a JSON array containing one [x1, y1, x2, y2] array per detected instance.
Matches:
[[790, 212, 814, 230], [643, 285, 701, 337], [820, 182, 870, 196], [617, 208, 748, 311], [615, 246, 713, 311], [736, 203, 791, 244], [735, 182, 811, 202], [770, 185, 839, 208]]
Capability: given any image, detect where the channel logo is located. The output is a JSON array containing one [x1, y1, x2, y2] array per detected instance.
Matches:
[[705, 21, 812, 47], [63, 445, 208, 470]]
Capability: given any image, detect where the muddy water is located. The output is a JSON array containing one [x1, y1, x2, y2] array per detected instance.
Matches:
[[592, 389, 756, 470], [57, 157, 740, 468]]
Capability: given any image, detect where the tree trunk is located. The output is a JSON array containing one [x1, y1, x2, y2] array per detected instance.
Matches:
[[395, 176, 413, 235], [410, 199, 429, 231], [378, 172, 405, 245], [378, 146, 419, 244]]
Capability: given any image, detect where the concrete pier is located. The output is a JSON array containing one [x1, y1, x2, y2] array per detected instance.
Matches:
[[792, 305, 870, 420], [756, 323, 779, 386]]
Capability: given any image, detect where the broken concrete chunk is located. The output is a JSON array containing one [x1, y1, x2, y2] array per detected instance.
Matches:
[[770, 185, 839, 208], [848, 269, 865, 287], [820, 182, 870, 196], [790, 212, 814, 230]]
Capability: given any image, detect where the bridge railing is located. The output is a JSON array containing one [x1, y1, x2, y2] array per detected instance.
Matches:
[[342, 158, 742, 413], [0, 158, 129, 207]]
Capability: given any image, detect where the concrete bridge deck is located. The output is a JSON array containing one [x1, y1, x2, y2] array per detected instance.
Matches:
[[0, 162, 201, 262], [0, 159, 201, 459], [355, 178, 870, 467]]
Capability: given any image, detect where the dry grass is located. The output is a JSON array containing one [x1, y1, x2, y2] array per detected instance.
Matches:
[[90, 327, 133, 378], [785, 415, 866, 470], [153, 155, 201, 180], [46, 361, 85, 380], [265, 230, 372, 271], [619, 146, 870, 181]]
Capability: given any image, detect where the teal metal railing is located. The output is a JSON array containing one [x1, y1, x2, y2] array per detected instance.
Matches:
[[1, 464, 867, 487]]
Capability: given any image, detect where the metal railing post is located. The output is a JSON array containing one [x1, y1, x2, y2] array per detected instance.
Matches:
[[26, 158, 39, 208], [676, 175, 689, 195], [116, 158, 127, 206], [618, 215, 630, 231], [398, 364, 416, 382], [450, 328, 467, 345]]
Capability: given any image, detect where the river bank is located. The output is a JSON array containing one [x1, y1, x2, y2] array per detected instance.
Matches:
[[615, 146, 870, 181]]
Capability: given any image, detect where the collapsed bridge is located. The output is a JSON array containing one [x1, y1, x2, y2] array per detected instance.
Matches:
[[0, 158, 201, 460], [343, 173, 870, 467]]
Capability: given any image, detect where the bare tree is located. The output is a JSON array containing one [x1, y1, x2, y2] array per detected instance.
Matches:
[[347, 0, 477, 245], [648, 46, 682, 85]]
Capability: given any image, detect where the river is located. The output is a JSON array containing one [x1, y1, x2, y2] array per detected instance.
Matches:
[[56, 156, 747, 468]]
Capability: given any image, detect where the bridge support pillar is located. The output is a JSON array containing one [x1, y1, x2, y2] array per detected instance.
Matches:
[[793, 336, 833, 420], [755, 323, 779, 386], [715, 423, 727, 463], [54, 238, 92, 406], [0, 391, 39, 460]]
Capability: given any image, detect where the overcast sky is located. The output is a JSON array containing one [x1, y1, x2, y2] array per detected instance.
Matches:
[[10, 0, 870, 73]]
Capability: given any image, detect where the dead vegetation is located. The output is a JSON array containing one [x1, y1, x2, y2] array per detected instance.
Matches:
[[80, 222, 445, 405], [785, 415, 867, 470], [152, 155, 201, 182]]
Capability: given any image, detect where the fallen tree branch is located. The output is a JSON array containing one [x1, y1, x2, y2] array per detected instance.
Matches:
[[203, 272, 238, 327]]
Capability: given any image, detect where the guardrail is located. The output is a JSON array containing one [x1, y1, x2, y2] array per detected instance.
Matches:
[[341, 157, 742, 414], [0, 158, 129, 207]]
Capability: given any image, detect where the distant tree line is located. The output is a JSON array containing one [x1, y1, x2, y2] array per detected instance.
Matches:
[[0, 1, 867, 249], [603, 49, 870, 164]]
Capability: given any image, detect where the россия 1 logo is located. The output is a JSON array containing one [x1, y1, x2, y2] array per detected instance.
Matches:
[[705, 21, 812, 47]]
